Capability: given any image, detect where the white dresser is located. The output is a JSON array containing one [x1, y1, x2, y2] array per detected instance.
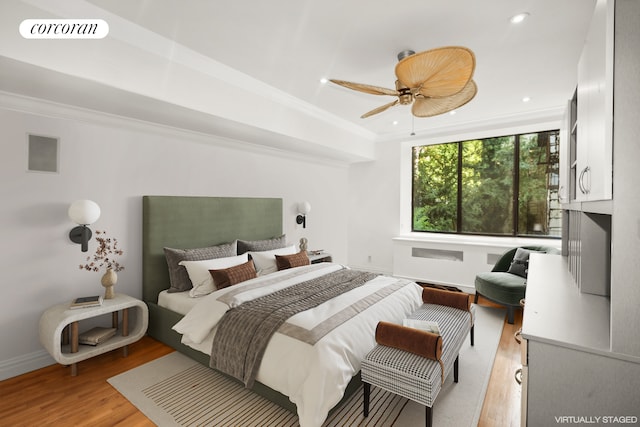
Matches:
[[521, 254, 640, 426]]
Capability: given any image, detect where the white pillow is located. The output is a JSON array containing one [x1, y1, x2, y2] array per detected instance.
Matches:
[[180, 253, 249, 297], [249, 245, 297, 276]]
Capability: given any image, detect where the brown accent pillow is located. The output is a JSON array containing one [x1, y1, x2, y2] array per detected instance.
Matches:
[[209, 259, 257, 290], [375, 321, 442, 361], [275, 251, 310, 271], [422, 287, 471, 312]]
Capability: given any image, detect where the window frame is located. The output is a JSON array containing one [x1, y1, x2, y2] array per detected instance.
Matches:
[[411, 129, 560, 239]]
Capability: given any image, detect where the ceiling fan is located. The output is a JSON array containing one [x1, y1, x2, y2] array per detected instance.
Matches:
[[330, 46, 477, 119]]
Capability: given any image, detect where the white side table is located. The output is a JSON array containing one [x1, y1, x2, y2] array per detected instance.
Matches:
[[308, 251, 332, 264], [39, 293, 148, 376]]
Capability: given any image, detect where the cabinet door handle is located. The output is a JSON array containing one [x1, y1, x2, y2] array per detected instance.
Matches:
[[578, 167, 584, 194], [584, 166, 591, 194], [515, 368, 522, 385], [578, 166, 590, 195]]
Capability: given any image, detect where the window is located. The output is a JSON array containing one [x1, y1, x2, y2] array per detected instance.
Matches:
[[412, 130, 561, 238]]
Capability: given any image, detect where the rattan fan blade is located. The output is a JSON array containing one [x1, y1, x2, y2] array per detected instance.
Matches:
[[361, 99, 399, 118], [330, 79, 399, 96], [396, 47, 475, 98], [411, 80, 477, 117]]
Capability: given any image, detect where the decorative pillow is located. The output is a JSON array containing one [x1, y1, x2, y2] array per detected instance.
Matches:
[[375, 321, 442, 361], [276, 251, 310, 271], [507, 248, 537, 278], [249, 245, 297, 275], [237, 234, 287, 255], [179, 253, 248, 297], [164, 241, 237, 293], [209, 259, 258, 290]]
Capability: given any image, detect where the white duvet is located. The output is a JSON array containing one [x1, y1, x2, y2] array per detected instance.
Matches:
[[173, 263, 423, 427]]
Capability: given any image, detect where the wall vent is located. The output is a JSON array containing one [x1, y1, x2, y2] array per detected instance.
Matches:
[[411, 247, 463, 262], [27, 134, 59, 173]]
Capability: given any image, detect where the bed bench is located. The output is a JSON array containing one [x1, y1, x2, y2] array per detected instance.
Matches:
[[361, 288, 474, 427]]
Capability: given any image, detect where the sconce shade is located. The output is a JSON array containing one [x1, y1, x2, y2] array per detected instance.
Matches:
[[298, 201, 311, 215], [68, 199, 101, 225], [296, 201, 311, 229], [68, 200, 100, 252]]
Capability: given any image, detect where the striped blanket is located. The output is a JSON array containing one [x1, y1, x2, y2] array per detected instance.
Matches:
[[210, 268, 377, 387], [173, 263, 424, 427]]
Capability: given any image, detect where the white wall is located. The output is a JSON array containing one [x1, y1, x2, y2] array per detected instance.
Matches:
[[347, 140, 402, 274], [348, 120, 563, 289], [0, 101, 350, 380], [1, 95, 568, 380], [610, 0, 640, 358]]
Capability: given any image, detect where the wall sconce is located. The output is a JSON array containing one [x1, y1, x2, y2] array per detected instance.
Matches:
[[68, 199, 101, 252], [296, 201, 311, 228]]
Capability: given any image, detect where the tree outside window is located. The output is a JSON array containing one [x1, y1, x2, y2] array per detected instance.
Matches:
[[412, 130, 561, 238]]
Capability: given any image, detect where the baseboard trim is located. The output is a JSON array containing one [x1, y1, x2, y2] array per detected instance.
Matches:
[[346, 264, 392, 276], [348, 266, 477, 295], [392, 274, 476, 294], [0, 349, 54, 381]]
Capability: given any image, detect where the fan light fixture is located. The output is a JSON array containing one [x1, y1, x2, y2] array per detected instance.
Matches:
[[330, 46, 477, 119]]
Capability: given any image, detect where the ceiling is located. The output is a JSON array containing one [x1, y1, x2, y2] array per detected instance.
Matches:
[[0, 0, 597, 160]]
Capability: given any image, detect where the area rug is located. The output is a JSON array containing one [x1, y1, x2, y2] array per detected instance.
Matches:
[[108, 305, 505, 426]]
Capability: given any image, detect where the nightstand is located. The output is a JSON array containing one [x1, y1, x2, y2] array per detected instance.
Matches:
[[308, 251, 332, 264], [39, 293, 148, 376]]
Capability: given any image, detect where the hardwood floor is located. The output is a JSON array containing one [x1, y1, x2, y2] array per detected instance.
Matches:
[[0, 297, 522, 426], [478, 296, 524, 427], [0, 337, 171, 427]]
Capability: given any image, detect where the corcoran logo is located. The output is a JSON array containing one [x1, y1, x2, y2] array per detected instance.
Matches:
[[19, 19, 109, 39]]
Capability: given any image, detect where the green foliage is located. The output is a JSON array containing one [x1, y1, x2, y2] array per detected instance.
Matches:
[[412, 130, 560, 236], [412, 143, 458, 231], [461, 136, 514, 234], [517, 133, 554, 234]]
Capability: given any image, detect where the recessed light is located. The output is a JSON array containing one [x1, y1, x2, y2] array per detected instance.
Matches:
[[522, 96, 531, 103], [320, 77, 329, 84], [449, 110, 457, 115], [392, 120, 399, 125], [510, 12, 529, 24]]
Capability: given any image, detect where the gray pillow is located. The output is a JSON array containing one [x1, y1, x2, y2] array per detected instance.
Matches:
[[507, 247, 540, 278], [164, 241, 237, 292], [237, 234, 286, 255]]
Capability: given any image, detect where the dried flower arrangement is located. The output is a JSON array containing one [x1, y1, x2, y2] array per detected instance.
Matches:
[[79, 230, 125, 272]]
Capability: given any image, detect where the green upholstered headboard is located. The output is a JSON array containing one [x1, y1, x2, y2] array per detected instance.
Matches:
[[142, 196, 283, 303]]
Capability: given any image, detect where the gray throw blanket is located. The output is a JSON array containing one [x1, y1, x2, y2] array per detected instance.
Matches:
[[210, 268, 378, 388]]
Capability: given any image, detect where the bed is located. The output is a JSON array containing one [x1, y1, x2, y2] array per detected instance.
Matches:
[[142, 195, 424, 427]]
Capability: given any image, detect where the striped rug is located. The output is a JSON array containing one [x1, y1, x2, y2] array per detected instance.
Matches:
[[134, 355, 406, 426], [108, 305, 504, 426]]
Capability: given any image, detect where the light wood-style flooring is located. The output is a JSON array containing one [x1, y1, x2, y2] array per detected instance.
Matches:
[[478, 297, 523, 427], [0, 296, 522, 426]]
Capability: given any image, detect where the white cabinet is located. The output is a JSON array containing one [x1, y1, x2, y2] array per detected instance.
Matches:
[[559, 96, 575, 203], [574, 0, 614, 201], [521, 255, 640, 425]]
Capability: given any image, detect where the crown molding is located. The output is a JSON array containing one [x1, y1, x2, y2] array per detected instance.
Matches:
[[0, 91, 357, 167], [376, 106, 564, 144]]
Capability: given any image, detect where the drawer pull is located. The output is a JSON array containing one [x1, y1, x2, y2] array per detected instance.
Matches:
[[515, 368, 522, 385], [514, 328, 522, 344]]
